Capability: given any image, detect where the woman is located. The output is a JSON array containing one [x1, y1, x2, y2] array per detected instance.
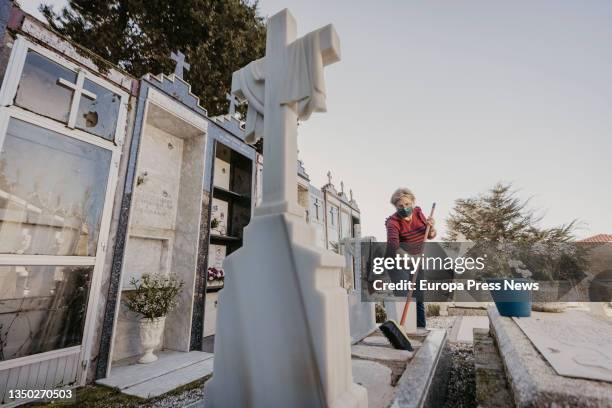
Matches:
[[386, 188, 436, 328]]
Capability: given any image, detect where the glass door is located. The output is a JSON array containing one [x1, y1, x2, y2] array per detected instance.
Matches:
[[0, 36, 127, 393]]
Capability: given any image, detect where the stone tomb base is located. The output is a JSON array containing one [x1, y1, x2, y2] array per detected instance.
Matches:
[[96, 351, 213, 399], [488, 306, 612, 407], [351, 328, 449, 408]]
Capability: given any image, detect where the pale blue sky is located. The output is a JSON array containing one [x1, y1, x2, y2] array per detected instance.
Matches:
[[26, 1, 612, 241]]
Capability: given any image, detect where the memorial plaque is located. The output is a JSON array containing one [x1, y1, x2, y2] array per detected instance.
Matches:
[[131, 125, 183, 231], [514, 311, 612, 382]]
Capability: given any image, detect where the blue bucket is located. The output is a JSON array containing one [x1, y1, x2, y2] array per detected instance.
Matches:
[[487, 278, 532, 317]]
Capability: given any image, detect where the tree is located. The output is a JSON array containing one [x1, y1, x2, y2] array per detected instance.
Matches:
[[39, 0, 267, 116], [444, 183, 586, 282], [444, 183, 578, 244]]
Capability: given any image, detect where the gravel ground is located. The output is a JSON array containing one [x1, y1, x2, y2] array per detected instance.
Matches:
[[148, 384, 205, 408], [443, 342, 476, 408], [426, 315, 458, 330], [428, 315, 477, 408]]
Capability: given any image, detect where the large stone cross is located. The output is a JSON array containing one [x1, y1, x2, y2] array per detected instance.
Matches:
[[231, 9, 340, 217], [171, 51, 190, 79]]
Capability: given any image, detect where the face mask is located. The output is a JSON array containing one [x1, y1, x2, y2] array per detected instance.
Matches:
[[397, 207, 413, 218]]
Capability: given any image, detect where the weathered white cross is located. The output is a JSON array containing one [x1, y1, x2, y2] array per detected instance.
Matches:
[[226, 92, 238, 117], [231, 9, 340, 217], [171, 51, 190, 79], [57, 70, 96, 129]]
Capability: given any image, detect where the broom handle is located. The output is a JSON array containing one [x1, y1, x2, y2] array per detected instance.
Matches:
[[400, 203, 436, 326]]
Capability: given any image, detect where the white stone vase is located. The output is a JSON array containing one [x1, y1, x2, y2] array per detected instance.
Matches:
[[138, 317, 166, 364]]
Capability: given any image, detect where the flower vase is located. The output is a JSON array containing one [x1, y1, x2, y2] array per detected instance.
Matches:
[[138, 316, 166, 364]]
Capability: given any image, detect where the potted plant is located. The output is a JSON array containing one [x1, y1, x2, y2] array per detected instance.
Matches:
[[473, 242, 534, 317], [125, 273, 184, 363]]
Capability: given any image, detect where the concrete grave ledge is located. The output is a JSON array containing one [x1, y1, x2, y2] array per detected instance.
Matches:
[[488, 306, 612, 407], [361, 335, 423, 349], [390, 329, 450, 408], [351, 344, 414, 380]]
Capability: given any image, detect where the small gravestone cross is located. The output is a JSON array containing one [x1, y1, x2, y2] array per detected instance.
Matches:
[[171, 51, 190, 79], [226, 93, 239, 117], [313, 198, 321, 219]]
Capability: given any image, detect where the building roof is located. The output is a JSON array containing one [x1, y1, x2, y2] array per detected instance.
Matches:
[[579, 234, 612, 243]]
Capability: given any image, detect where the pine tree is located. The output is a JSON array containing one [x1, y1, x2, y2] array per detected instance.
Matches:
[[39, 0, 267, 116], [444, 183, 578, 244]]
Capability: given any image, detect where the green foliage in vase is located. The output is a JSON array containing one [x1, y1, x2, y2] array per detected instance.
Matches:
[[125, 273, 184, 320]]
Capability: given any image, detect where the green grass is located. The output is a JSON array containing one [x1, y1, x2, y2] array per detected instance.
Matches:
[[23, 375, 211, 408]]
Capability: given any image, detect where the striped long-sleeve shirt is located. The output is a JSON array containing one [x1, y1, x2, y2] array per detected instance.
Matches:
[[385, 206, 428, 255]]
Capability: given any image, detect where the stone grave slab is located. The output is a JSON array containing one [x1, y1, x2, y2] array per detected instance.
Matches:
[[362, 335, 422, 349], [97, 351, 213, 390], [513, 311, 612, 382], [449, 316, 490, 343], [489, 306, 612, 407], [122, 358, 213, 399], [352, 344, 413, 379], [351, 344, 414, 363], [352, 359, 395, 408]]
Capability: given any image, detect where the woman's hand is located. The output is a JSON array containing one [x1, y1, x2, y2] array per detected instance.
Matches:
[[426, 217, 435, 228], [426, 216, 436, 239]]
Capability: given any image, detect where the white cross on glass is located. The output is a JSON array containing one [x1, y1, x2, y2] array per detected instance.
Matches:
[[57, 69, 96, 129]]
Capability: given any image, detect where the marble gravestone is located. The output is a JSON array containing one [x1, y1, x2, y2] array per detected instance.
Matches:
[[205, 9, 367, 408], [513, 311, 612, 382]]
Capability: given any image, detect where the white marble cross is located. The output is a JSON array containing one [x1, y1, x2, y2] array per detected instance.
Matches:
[[171, 51, 190, 79], [231, 9, 340, 217]]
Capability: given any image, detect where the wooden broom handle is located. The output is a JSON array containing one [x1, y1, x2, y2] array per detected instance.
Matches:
[[400, 203, 436, 326]]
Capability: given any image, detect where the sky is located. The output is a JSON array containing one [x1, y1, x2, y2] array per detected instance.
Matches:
[[25, 1, 612, 241]]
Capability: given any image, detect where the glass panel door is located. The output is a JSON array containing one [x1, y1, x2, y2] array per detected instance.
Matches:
[[0, 115, 113, 363], [0, 118, 111, 256]]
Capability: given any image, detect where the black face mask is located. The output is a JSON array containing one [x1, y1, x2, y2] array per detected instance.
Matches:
[[397, 207, 413, 218]]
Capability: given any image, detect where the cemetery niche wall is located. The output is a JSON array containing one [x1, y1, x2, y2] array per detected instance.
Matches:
[[0, 5, 376, 402], [95, 55, 261, 378], [0, 6, 135, 404]]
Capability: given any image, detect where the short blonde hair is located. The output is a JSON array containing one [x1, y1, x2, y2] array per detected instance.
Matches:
[[390, 188, 415, 206]]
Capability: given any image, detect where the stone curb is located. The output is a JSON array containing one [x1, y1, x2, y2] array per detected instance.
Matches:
[[390, 329, 450, 408], [488, 306, 612, 407]]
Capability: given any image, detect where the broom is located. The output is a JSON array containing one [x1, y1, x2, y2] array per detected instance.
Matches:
[[380, 203, 436, 351]]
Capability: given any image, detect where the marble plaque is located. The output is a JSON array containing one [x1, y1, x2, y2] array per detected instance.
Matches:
[[514, 311, 612, 382], [213, 158, 231, 190], [211, 198, 228, 236], [208, 244, 226, 270], [122, 236, 170, 288], [131, 125, 183, 231]]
